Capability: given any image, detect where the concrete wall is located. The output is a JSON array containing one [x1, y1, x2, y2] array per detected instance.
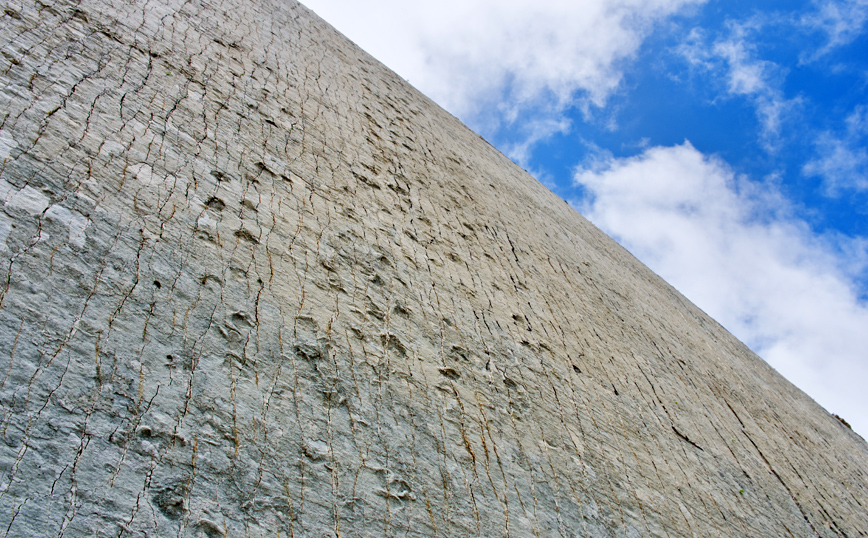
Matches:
[[0, 1, 866, 535]]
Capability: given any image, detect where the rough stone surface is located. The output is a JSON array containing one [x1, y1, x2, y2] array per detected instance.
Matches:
[[0, 1, 866, 536]]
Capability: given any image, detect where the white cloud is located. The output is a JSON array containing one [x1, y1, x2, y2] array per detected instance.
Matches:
[[302, 0, 706, 125], [575, 142, 868, 437], [678, 24, 799, 149], [801, 0, 868, 60], [803, 105, 868, 193]]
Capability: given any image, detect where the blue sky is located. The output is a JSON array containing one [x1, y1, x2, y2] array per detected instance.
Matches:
[[303, 0, 868, 438]]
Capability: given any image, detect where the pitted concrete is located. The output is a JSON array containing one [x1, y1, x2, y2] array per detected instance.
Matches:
[[0, 1, 866, 536]]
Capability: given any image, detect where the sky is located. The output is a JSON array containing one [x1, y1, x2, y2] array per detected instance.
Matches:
[[302, 0, 868, 438]]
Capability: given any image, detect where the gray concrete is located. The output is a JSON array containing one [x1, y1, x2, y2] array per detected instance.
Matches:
[[0, 0, 866, 536]]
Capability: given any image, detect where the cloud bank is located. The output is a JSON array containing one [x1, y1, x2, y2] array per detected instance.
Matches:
[[575, 143, 868, 435], [303, 0, 706, 124]]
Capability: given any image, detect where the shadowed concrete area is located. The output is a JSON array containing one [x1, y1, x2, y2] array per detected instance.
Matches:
[[0, 1, 866, 536]]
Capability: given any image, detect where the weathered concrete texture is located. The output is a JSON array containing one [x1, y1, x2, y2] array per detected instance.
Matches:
[[0, 0, 866, 536]]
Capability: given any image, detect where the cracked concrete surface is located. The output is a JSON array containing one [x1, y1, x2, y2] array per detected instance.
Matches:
[[0, 0, 866, 536]]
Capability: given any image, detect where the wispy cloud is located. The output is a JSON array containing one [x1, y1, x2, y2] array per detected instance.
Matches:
[[678, 23, 800, 149], [574, 142, 868, 435], [503, 117, 571, 171], [800, 0, 868, 61], [803, 105, 868, 193]]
